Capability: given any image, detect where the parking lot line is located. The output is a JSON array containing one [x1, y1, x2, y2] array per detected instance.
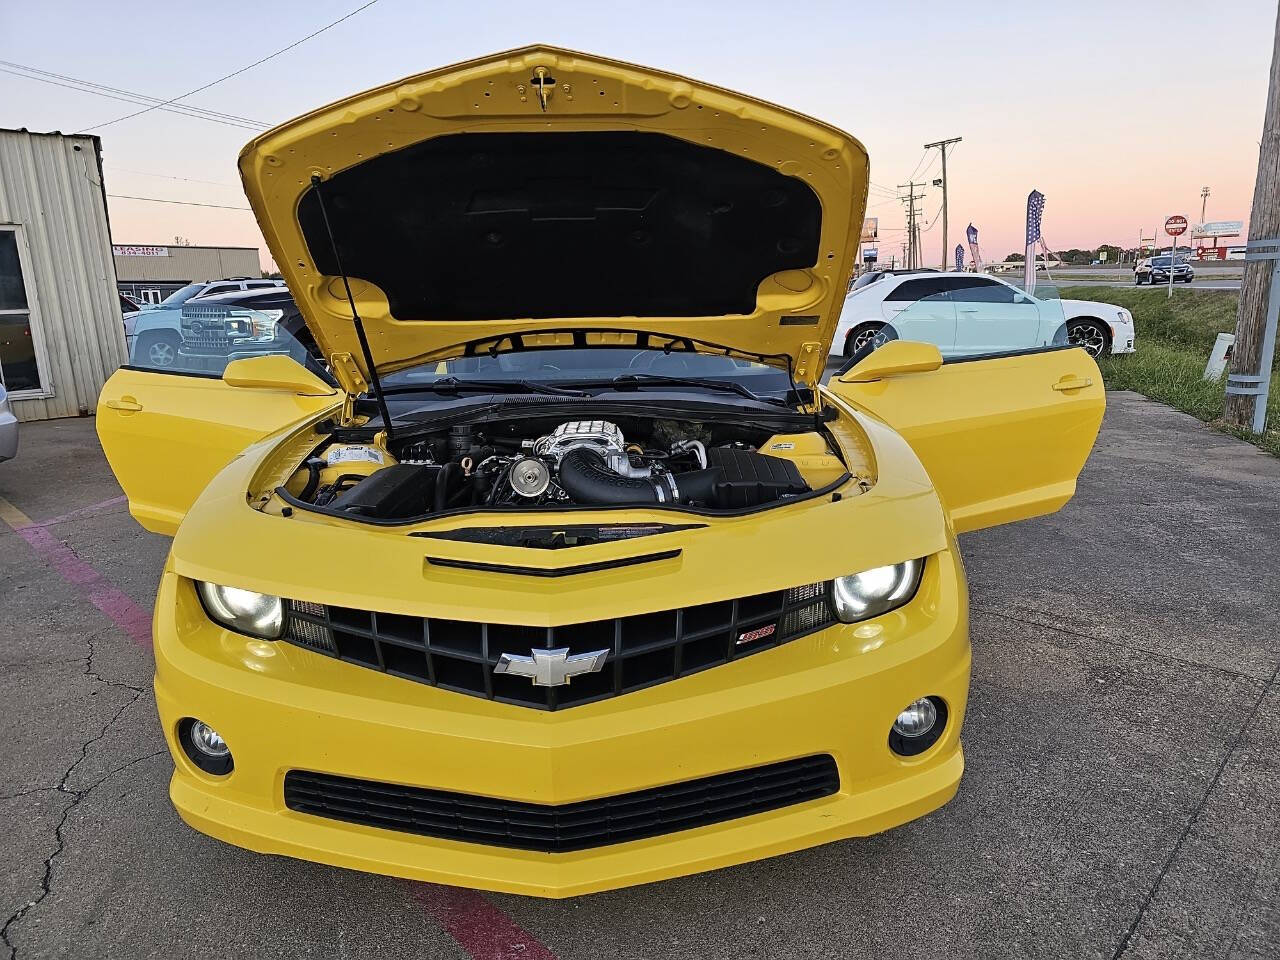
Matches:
[[412, 884, 557, 960], [0, 493, 152, 648]]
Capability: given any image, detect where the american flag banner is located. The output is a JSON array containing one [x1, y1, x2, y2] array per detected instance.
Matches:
[[954, 244, 965, 272], [1024, 190, 1046, 293], [966, 223, 983, 271]]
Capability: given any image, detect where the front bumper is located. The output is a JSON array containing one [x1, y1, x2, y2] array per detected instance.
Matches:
[[153, 549, 970, 897], [0, 409, 17, 461]]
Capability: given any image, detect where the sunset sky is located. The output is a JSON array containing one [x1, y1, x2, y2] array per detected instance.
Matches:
[[2, 0, 1274, 271]]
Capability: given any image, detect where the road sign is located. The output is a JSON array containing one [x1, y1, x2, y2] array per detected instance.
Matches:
[[1165, 215, 1188, 236]]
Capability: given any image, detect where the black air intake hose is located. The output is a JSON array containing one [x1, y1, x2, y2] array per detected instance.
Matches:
[[434, 461, 464, 513], [558, 448, 722, 506]]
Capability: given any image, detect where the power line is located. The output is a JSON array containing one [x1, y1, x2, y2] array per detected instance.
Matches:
[[105, 166, 240, 189], [82, 0, 381, 131], [0, 65, 265, 130], [0, 60, 267, 125], [106, 194, 252, 211]]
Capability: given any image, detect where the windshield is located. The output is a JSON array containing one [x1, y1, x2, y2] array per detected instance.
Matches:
[[158, 283, 208, 307], [381, 348, 792, 395]]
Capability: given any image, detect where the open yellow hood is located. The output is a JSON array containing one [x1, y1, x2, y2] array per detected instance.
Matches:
[[238, 46, 868, 388]]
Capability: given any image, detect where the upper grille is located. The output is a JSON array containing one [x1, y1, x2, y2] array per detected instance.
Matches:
[[283, 582, 835, 710], [283, 754, 839, 852]]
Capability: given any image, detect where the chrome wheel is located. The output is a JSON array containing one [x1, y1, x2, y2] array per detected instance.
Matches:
[[1068, 320, 1108, 359], [146, 338, 177, 367], [848, 323, 884, 356]]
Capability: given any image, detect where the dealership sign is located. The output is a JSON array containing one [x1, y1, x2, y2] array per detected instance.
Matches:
[[1192, 220, 1243, 239], [112, 245, 170, 257]]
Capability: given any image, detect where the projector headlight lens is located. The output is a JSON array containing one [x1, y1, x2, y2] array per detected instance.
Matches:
[[830, 559, 924, 623], [196, 582, 284, 639]]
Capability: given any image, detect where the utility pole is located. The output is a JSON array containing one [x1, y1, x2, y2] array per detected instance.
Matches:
[[898, 181, 925, 269], [1225, 3, 1280, 431], [1199, 186, 1210, 251], [924, 137, 962, 269]]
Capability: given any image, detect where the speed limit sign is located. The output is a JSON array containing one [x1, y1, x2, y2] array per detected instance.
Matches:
[[1165, 215, 1188, 236]]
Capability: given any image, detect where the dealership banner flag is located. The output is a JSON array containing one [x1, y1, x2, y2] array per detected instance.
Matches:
[[1024, 191, 1046, 293], [955, 244, 965, 272], [966, 223, 983, 271]]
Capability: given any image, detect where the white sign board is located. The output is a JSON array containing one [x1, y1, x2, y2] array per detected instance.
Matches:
[[1192, 220, 1244, 239], [112, 245, 170, 257]]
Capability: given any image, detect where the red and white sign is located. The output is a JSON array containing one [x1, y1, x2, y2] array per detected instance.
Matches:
[[1165, 215, 1188, 237]]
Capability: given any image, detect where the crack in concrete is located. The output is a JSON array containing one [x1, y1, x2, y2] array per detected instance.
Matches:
[[0, 630, 154, 960], [1109, 659, 1280, 959]]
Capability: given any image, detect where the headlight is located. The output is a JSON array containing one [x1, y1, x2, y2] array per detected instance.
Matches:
[[830, 559, 924, 623], [196, 581, 284, 639]]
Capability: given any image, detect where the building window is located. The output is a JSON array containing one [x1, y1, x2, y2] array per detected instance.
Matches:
[[0, 226, 44, 394]]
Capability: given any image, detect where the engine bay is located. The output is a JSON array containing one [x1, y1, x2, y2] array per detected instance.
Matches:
[[283, 417, 849, 522]]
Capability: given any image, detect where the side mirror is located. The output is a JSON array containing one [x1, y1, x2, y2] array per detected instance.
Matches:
[[837, 340, 943, 383], [222, 354, 336, 395]]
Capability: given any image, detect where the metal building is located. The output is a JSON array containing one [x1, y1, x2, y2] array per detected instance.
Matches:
[[0, 128, 126, 421], [114, 244, 263, 303]]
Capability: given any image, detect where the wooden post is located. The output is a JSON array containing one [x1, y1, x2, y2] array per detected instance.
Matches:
[[1225, 1, 1280, 428]]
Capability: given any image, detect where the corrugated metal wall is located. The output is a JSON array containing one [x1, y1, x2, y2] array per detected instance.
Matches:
[[114, 245, 261, 282], [0, 129, 127, 421]]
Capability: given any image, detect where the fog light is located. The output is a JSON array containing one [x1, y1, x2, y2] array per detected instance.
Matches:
[[190, 720, 229, 757], [888, 696, 948, 757], [893, 698, 937, 738], [179, 717, 234, 775]]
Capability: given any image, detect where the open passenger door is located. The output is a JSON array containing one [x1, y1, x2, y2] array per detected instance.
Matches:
[[828, 341, 1104, 534], [97, 343, 340, 536]]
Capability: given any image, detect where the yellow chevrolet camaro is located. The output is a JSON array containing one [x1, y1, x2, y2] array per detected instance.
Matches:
[[96, 47, 1104, 897]]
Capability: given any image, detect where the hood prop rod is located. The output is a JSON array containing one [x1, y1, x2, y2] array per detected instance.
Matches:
[[310, 174, 394, 442]]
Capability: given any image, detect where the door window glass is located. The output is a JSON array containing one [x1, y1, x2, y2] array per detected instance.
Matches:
[[0, 229, 43, 393], [885, 277, 951, 301], [943, 277, 1018, 303], [128, 296, 319, 379]]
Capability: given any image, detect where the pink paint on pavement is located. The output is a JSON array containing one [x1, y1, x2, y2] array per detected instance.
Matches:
[[412, 885, 558, 960], [15, 522, 153, 648]]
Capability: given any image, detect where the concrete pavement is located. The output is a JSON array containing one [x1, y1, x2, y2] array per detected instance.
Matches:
[[1, 393, 1277, 959]]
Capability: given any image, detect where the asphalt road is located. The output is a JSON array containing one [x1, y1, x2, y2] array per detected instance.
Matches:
[[2, 394, 1279, 959], [1060, 278, 1242, 291]]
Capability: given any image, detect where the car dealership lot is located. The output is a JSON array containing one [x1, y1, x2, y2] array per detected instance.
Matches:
[[1, 390, 1278, 959]]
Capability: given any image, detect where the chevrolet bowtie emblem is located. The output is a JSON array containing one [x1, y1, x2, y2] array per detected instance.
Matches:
[[494, 647, 609, 687]]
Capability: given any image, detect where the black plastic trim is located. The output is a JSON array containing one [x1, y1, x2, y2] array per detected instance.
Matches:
[[283, 754, 839, 852], [273, 472, 851, 528], [425, 549, 681, 578]]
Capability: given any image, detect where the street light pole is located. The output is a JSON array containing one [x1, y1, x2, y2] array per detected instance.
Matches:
[[924, 137, 962, 270]]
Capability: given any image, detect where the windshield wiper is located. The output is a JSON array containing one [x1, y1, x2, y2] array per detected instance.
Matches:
[[381, 376, 589, 398], [567, 373, 786, 404]]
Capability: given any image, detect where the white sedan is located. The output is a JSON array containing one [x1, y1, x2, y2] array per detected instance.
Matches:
[[833, 271, 1136, 360]]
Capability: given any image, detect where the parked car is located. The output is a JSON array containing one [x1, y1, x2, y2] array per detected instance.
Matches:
[[850, 267, 938, 293], [833, 271, 1136, 360], [123, 278, 287, 363], [0, 383, 17, 462], [1134, 256, 1194, 285], [94, 46, 1106, 898], [176, 287, 318, 370], [119, 292, 141, 314], [127, 283, 295, 369]]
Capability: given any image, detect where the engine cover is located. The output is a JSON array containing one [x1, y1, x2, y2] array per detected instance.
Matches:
[[533, 420, 626, 461]]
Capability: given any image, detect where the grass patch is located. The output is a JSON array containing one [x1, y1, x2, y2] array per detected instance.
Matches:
[[1060, 285, 1280, 457]]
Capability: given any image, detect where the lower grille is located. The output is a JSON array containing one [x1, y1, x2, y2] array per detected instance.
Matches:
[[283, 582, 835, 710], [283, 755, 839, 852]]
